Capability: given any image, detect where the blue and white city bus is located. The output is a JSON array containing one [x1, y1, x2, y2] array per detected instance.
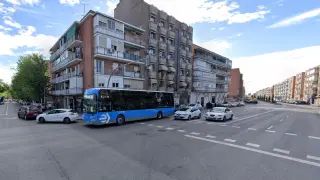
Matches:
[[83, 88, 175, 125]]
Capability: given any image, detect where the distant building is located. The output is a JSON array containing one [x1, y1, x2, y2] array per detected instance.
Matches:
[[190, 44, 232, 106], [228, 68, 244, 100], [49, 10, 146, 109], [294, 72, 305, 101], [303, 66, 319, 104]]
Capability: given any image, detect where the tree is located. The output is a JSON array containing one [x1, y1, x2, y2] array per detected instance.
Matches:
[[0, 79, 9, 93], [11, 54, 49, 102]]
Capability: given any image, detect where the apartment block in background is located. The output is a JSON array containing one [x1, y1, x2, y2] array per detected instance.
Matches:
[[49, 10, 146, 110], [115, 0, 193, 104], [303, 66, 319, 104], [190, 45, 232, 106], [228, 68, 245, 100], [287, 76, 296, 100], [294, 72, 305, 101], [273, 79, 289, 101], [256, 87, 273, 100]]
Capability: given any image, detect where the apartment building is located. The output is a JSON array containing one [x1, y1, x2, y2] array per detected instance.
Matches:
[[256, 87, 272, 100], [294, 72, 305, 101], [49, 10, 146, 110], [303, 66, 319, 104], [190, 45, 232, 106], [287, 76, 296, 101], [115, 0, 193, 104], [273, 80, 289, 101], [228, 68, 245, 100]]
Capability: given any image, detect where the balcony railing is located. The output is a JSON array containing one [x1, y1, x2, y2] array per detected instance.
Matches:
[[95, 47, 144, 63], [52, 52, 82, 72], [51, 88, 83, 96], [194, 55, 231, 68], [51, 73, 83, 84], [94, 25, 124, 39], [124, 34, 145, 47], [50, 36, 82, 61], [124, 71, 144, 79]]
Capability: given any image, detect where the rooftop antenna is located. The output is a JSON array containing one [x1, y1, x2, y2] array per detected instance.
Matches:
[[82, 2, 87, 17]]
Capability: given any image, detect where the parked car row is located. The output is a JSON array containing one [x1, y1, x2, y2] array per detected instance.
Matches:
[[18, 105, 79, 124], [174, 107, 234, 122]]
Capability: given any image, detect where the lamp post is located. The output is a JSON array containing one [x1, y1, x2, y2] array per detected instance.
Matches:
[[107, 61, 134, 88]]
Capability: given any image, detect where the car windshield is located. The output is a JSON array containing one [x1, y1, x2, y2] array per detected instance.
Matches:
[[212, 108, 225, 113], [179, 108, 191, 111]]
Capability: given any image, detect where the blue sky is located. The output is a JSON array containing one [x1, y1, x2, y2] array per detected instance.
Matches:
[[0, 0, 320, 93]]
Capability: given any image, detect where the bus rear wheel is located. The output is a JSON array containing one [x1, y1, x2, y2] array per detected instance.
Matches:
[[116, 115, 125, 125], [157, 112, 163, 119]]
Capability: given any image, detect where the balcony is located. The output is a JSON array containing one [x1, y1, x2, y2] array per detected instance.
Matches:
[[216, 79, 227, 84], [181, 23, 187, 30], [150, 5, 158, 15], [149, 55, 157, 63], [159, 27, 167, 35], [186, 76, 192, 82], [187, 39, 192, 46], [124, 71, 144, 79], [149, 38, 158, 47], [180, 36, 187, 44], [150, 78, 158, 85], [216, 69, 229, 76], [168, 30, 175, 39], [94, 26, 124, 39], [168, 74, 175, 81], [168, 60, 174, 67], [168, 44, 175, 53], [51, 73, 83, 84], [124, 34, 145, 49], [149, 22, 158, 32], [50, 36, 82, 61], [179, 82, 187, 88], [51, 88, 83, 96], [187, 51, 192, 59], [180, 75, 186, 82], [180, 61, 186, 69], [148, 71, 156, 79], [158, 65, 168, 71], [180, 49, 186, 57], [159, 57, 167, 65], [168, 67, 176, 73], [168, 16, 176, 25], [186, 63, 192, 70], [159, 11, 168, 20], [159, 41, 167, 50], [52, 52, 82, 72], [94, 47, 144, 64], [187, 26, 193, 33]]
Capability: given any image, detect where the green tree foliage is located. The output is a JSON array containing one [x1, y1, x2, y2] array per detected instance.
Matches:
[[11, 54, 49, 102], [0, 79, 9, 93]]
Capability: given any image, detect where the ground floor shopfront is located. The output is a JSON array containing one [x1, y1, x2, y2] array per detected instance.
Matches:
[[190, 92, 227, 107], [52, 95, 83, 112]]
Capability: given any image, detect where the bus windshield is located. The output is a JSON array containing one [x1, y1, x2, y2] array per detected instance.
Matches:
[[83, 94, 97, 113]]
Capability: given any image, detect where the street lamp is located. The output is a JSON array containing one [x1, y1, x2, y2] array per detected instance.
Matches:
[[107, 61, 134, 88]]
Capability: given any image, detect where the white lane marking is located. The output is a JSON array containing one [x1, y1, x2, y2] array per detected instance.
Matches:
[[190, 132, 200, 135], [224, 139, 236, 143], [285, 132, 297, 136], [177, 130, 186, 133], [232, 125, 241, 128], [219, 124, 227, 127], [185, 135, 320, 168], [5, 103, 8, 116], [246, 143, 260, 148], [267, 125, 273, 130], [308, 136, 320, 140], [206, 122, 214, 125], [148, 124, 154, 127], [166, 127, 175, 130], [156, 125, 164, 128], [248, 128, 257, 131], [273, 148, 290, 154], [265, 130, 276, 133], [307, 155, 320, 161], [226, 110, 275, 124], [139, 122, 145, 125], [206, 135, 216, 139]]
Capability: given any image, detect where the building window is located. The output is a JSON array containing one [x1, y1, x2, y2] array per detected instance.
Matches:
[[180, 69, 185, 76], [159, 20, 165, 27], [150, 31, 156, 39], [98, 83, 105, 87], [124, 84, 130, 88], [112, 83, 119, 88], [99, 21, 107, 27], [159, 50, 165, 58], [168, 38, 174, 45], [107, 19, 115, 30], [169, 24, 174, 30], [160, 35, 166, 42], [149, 47, 156, 55], [96, 60, 103, 74], [150, 16, 156, 22]]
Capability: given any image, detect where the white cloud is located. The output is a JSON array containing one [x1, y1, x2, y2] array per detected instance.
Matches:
[[0, 3, 16, 14], [0, 26, 57, 56], [0, 62, 16, 84], [268, 8, 320, 28], [197, 39, 232, 55], [106, 0, 118, 15], [0, 25, 12, 31], [3, 16, 22, 29], [5, 0, 40, 6], [59, 0, 80, 6], [109, 0, 269, 25], [218, 27, 225, 31], [232, 45, 320, 93]]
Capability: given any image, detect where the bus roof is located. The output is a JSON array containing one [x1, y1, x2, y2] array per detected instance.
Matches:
[[84, 88, 174, 94]]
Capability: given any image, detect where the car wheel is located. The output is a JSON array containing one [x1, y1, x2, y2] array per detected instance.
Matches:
[[198, 113, 201, 119], [63, 117, 71, 124], [116, 115, 125, 125], [230, 115, 233, 120], [188, 115, 191, 120], [223, 116, 227, 121], [24, 115, 27, 120], [39, 117, 45, 123], [156, 112, 163, 119]]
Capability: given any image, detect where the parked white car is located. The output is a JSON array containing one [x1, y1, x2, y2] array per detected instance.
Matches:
[[174, 107, 201, 120], [37, 109, 79, 124], [189, 103, 203, 110], [205, 107, 233, 121]]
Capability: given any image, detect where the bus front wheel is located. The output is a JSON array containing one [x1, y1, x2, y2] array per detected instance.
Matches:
[[157, 112, 163, 119], [116, 115, 125, 125]]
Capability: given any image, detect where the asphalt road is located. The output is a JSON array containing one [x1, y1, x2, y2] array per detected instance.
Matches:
[[0, 101, 320, 180]]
